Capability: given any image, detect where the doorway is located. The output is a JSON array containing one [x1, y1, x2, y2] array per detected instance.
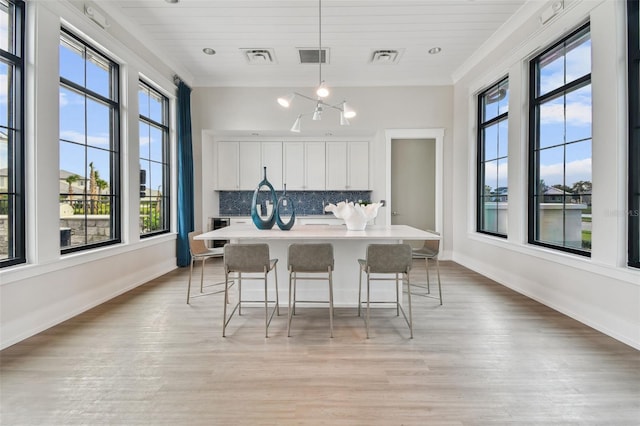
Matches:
[[385, 129, 444, 239], [391, 139, 436, 233]]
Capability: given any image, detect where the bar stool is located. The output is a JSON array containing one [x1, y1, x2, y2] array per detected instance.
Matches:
[[287, 243, 335, 338], [187, 231, 229, 304], [410, 232, 442, 305], [222, 243, 280, 338], [358, 244, 413, 339]]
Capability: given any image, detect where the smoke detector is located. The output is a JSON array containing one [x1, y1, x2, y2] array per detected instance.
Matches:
[[240, 48, 276, 64]]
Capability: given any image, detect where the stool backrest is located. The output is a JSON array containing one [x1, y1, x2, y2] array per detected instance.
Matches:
[[188, 231, 209, 256], [224, 243, 271, 272], [288, 243, 334, 272], [365, 244, 412, 274], [422, 230, 441, 254]]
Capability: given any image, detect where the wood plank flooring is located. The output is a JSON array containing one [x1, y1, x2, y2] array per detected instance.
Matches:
[[1, 260, 639, 425]]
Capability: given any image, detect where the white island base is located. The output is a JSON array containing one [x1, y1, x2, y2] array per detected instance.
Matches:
[[196, 224, 440, 308]]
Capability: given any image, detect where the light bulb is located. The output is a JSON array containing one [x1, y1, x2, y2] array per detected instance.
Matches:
[[316, 83, 329, 98], [342, 102, 356, 119], [277, 93, 295, 108]]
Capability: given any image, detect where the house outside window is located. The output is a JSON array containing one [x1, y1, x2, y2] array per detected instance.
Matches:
[[59, 29, 120, 252], [529, 24, 592, 255], [139, 80, 170, 237], [0, 0, 24, 268], [477, 77, 509, 237]]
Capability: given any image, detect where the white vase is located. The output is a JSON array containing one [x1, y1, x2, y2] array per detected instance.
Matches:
[[324, 201, 382, 231]]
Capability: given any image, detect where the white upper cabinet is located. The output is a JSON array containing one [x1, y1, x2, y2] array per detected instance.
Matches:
[[283, 141, 326, 190], [217, 140, 367, 191], [261, 142, 283, 190], [348, 141, 369, 190], [238, 141, 262, 190], [217, 141, 283, 190], [326, 141, 369, 190], [216, 141, 240, 189]]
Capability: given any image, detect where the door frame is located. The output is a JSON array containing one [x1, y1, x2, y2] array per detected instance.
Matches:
[[385, 128, 444, 232]]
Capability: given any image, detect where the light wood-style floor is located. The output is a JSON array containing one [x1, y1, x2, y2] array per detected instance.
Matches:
[[1, 260, 639, 425]]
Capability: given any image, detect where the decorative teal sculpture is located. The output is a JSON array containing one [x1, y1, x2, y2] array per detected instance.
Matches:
[[251, 166, 278, 229], [276, 184, 296, 230]]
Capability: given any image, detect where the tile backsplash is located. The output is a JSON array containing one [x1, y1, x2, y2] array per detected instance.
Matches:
[[219, 190, 373, 216]]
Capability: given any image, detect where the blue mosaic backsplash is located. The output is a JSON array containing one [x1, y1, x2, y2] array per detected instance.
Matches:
[[219, 191, 373, 216]]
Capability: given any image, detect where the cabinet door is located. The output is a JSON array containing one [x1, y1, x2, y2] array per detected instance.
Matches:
[[262, 142, 283, 190], [217, 141, 239, 189], [348, 141, 369, 190], [305, 142, 326, 190], [239, 142, 262, 190], [283, 142, 305, 190], [325, 142, 348, 189]]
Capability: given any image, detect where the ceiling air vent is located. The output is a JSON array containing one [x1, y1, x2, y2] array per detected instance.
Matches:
[[370, 49, 403, 64], [240, 48, 276, 64], [298, 48, 329, 64]]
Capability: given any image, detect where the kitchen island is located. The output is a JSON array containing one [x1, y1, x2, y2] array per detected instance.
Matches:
[[196, 224, 439, 307]]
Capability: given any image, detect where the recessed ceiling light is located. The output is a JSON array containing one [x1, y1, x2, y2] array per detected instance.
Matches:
[[202, 48, 216, 55], [428, 47, 442, 55], [165, 0, 179, 3]]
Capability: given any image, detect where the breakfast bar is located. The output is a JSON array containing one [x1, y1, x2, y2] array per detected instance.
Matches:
[[196, 224, 440, 307]]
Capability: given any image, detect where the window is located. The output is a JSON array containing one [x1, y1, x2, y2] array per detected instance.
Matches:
[[477, 77, 509, 237], [59, 30, 120, 252], [0, 0, 24, 268], [628, 0, 640, 268], [529, 24, 592, 255], [139, 80, 170, 237]]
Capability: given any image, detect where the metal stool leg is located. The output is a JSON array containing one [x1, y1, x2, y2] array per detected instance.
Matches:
[[329, 267, 334, 338]]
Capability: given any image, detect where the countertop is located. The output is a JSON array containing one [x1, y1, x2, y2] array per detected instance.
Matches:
[[196, 224, 439, 241]]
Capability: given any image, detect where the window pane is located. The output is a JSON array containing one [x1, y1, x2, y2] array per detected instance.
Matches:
[[60, 36, 85, 87], [565, 85, 592, 143], [149, 161, 163, 195], [565, 140, 591, 192], [0, 130, 7, 172], [538, 95, 565, 149], [59, 87, 85, 144], [484, 160, 499, 194], [539, 146, 564, 190], [149, 90, 163, 123], [86, 98, 110, 148], [0, 2, 10, 52], [139, 121, 150, 158], [497, 119, 508, 158], [139, 86, 149, 118], [497, 157, 508, 191], [566, 32, 591, 84], [539, 49, 565, 96], [86, 51, 110, 98], [0, 61, 9, 128], [483, 124, 498, 161], [60, 142, 86, 181], [149, 126, 163, 162]]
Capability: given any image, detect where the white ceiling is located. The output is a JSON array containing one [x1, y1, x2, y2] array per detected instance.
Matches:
[[98, 0, 529, 87]]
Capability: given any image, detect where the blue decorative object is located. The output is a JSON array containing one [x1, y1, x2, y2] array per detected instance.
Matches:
[[251, 167, 278, 229], [276, 184, 296, 230]]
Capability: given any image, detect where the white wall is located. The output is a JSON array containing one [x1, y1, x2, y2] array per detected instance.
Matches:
[[451, 0, 640, 349], [0, 1, 179, 349], [190, 85, 454, 256]]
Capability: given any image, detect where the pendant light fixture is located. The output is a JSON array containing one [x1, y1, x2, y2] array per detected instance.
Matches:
[[277, 0, 356, 133]]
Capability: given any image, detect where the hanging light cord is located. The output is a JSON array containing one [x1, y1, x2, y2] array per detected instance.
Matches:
[[318, 0, 322, 88]]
